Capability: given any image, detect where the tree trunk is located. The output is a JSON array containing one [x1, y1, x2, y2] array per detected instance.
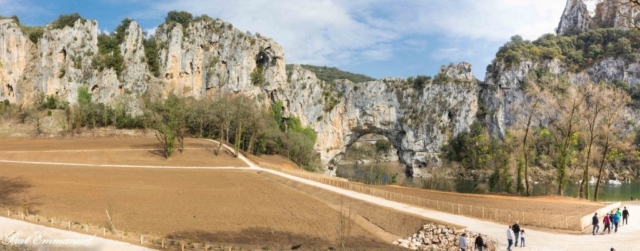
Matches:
[[216, 126, 224, 156], [234, 122, 243, 158], [594, 135, 610, 201], [522, 100, 538, 196], [247, 131, 257, 154]]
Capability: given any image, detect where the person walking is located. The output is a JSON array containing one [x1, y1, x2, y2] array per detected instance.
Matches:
[[507, 226, 514, 251], [622, 206, 629, 225], [459, 233, 467, 251], [592, 212, 600, 235], [512, 221, 521, 246], [475, 235, 484, 251], [612, 211, 620, 233], [520, 229, 525, 247], [603, 212, 611, 234], [615, 208, 622, 226]]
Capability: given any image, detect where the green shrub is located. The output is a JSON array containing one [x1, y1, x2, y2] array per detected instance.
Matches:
[[49, 13, 85, 30], [143, 37, 161, 77], [286, 64, 375, 83], [165, 11, 193, 29]]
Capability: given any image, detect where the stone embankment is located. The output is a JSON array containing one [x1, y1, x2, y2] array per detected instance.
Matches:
[[392, 223, 497, 251]]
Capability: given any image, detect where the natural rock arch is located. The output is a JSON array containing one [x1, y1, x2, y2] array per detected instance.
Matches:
[[279, 63, 479, 177]]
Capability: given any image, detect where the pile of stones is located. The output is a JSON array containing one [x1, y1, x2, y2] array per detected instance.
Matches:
[[392, 223, 498, 251]]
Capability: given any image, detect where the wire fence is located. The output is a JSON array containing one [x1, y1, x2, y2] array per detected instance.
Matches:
[[247, 156, 586, 231], [1, 208, 251, 251]]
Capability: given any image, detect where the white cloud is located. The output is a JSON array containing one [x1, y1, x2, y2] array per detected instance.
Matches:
[[133, 0, 568, 68]]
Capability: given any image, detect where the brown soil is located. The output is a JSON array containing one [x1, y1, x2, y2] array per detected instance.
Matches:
[[249, 154, 300, 169], [371, 185, 604, 216], [0, 137, 247, 167], [0, 138, 400, 250]]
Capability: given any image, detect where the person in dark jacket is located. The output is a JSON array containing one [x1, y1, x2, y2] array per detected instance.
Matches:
[[475, 235, 484, 251], [622, 207, 629, 225], [512, 221, 521, 246], [592, 213, 599, 235]]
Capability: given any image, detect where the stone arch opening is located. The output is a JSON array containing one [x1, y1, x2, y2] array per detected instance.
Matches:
[[335, 132, 408, 185], [255, 46, 272, 67]]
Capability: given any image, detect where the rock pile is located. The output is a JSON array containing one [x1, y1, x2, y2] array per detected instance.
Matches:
[[392, 224, 498, 251]]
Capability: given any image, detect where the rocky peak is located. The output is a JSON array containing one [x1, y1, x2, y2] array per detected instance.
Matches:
[[593, 0, 640, 29], [558, 0, 639, 35], [557, 0, 592, 35]]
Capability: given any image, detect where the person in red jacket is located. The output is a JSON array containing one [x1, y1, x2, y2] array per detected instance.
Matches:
[[603, 212, 611, 234]]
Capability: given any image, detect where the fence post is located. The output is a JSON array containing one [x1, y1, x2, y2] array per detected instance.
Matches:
[[162, 238, 165, 249], [68, 221, 71, 230], [21, 212, 24, 220], [140, 235, 143, 245], [482, 207, 485, 218]]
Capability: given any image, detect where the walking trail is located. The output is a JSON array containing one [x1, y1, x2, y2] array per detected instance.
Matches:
[[1, 141, 638, 251]]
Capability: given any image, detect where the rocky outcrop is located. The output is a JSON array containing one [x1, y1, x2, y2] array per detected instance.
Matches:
[[392, 224, 498, 251], [0, 15, 481, 176], [154, 19, 285, 100], [279, 63, 478, 176], [0, 17, 284, 106], [558, 0, 639, 35], [0, 19, 32, 103], [482, 56, 640, 136], [557, 0, 592, 35]]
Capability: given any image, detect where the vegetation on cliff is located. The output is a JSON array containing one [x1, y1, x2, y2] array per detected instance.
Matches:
[[490, 28, 639, 72], [286, 64, 376, 84]]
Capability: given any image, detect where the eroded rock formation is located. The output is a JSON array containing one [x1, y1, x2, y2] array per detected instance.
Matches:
[[558, 0, 640, 35]]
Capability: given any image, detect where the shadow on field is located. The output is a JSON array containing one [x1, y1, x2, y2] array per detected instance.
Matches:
[[166, 227, 399, 250], [0, 177, 41, 214]]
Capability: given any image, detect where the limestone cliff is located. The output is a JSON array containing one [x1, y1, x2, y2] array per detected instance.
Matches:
[[483, 55, 640, 137], [558, 0, 639, 35], [279, 64, 478, 176], [557, 0, 592, 35]]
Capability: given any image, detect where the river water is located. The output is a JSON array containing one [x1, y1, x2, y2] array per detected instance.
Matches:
[[456, 180, 640, 202]]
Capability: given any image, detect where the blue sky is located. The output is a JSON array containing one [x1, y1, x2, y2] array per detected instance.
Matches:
[[1, 0, 585, 80]]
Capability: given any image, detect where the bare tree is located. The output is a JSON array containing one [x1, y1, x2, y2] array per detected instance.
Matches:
[[212, 95, 233, 156], [577, 82, 609, 199], [513, 85, 543, 196], [545, 86, 585, 196], [593, 86, 630, 201]]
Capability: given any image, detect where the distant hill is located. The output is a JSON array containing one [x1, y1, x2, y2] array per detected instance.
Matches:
[[286, 64, 376, 83]]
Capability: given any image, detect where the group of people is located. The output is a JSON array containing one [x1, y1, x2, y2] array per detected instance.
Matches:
[[506, 221, 524, 250], [458, 221, 525, 251], [458, 233, 490, 251], [592, 207, 630, 235]]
